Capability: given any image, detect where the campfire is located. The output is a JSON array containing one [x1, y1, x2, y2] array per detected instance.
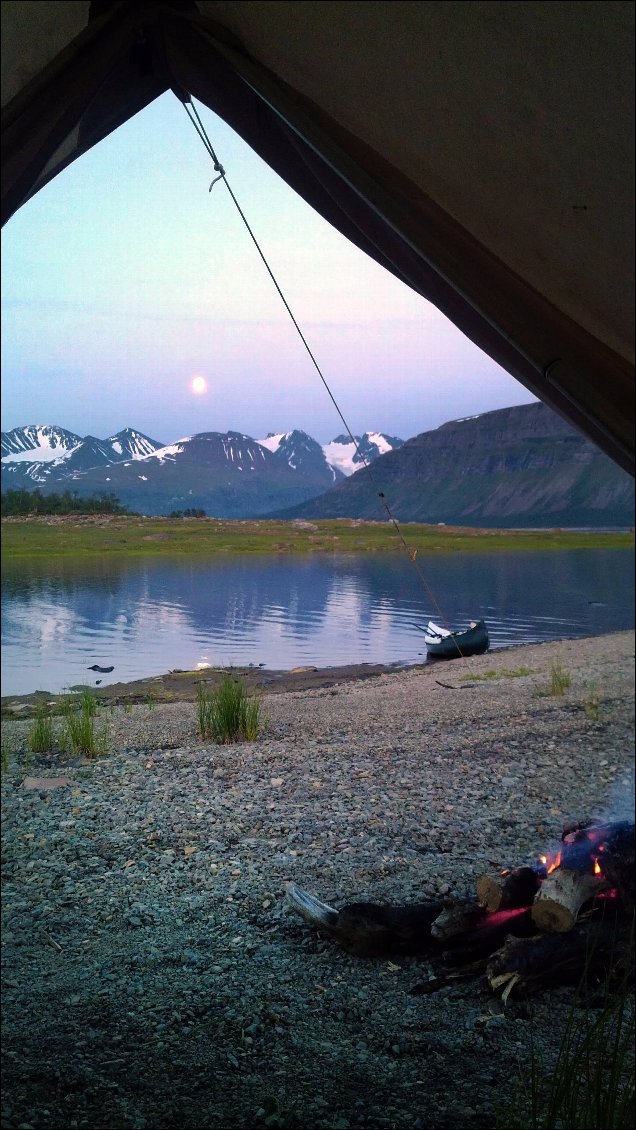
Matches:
[[286, 820, 635, 998]]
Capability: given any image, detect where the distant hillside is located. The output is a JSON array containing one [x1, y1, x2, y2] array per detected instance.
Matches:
[[269, 403, 635, 528]]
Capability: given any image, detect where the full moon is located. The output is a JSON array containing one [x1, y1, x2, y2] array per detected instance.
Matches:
[[191, 375, 207, 395]]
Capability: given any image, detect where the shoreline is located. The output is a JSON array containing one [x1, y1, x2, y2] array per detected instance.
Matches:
[[3, 630, 635, 715], [2, 513, 633, 562]]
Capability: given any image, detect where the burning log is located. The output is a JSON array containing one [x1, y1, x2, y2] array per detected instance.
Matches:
[[530, 820, 634, 932], [476, 866, 541, 912], [593, 822, 635, 913], [531, 868, 607, 932]]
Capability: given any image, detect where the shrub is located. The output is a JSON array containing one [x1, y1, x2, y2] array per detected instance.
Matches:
[[197, 677, 264, 743]]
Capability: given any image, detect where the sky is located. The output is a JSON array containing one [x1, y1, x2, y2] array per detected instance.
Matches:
[[1, 92, 536, 447]]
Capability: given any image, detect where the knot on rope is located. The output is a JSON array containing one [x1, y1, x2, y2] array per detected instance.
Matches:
[[209, 164, 225, 192]]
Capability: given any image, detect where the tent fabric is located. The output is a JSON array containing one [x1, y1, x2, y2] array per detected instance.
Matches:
[[2, 1, 634, 475]]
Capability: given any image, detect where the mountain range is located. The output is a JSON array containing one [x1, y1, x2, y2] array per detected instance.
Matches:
[[1, 424, 403, 518], [273, 403, 635, 528], [2, 404, 633, 526]]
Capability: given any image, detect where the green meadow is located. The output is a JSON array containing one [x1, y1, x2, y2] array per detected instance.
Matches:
[[1, 516, 633, 559]]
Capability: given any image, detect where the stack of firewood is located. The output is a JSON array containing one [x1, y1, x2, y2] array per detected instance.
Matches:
[[286, 820, 635, 997]]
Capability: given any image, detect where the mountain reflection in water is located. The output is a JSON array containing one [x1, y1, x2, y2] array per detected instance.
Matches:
[[1, 549, 633, 697]]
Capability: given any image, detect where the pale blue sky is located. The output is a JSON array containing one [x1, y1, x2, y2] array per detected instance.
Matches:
[[1, 92, 535, 445]]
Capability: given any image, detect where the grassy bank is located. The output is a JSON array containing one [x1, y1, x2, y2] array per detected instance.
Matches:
[[1, 515, 633, 559]]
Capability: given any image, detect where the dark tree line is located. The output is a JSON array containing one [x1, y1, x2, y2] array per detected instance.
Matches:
[[168, 508, 207, 518], [1, 488, 133, 516]]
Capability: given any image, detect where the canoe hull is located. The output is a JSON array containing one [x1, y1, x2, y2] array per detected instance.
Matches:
[[425, 620, 489, 659]]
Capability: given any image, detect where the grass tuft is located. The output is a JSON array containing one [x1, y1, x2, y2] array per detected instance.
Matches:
[[583, 682, 601, 720], [197, 677, 264, 743], [500, 991, 635, 1129], [548, 660, 572, 696], [60, 691, 108, 758], [498, 917, 635, 1130], [27, 705, 56, 753]]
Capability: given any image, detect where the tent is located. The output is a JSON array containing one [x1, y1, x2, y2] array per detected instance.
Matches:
[[2, 1, 634, 475]]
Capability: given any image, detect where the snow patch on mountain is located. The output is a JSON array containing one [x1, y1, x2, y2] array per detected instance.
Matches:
[[257, 433, 286, 454], [105, 428, 160, 460], [141, 439, 191, 463], [2, 444, 80, 464], [322, 438, 360, 476]]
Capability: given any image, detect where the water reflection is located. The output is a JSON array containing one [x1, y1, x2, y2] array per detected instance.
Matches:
[[1, 549, 633, 696]]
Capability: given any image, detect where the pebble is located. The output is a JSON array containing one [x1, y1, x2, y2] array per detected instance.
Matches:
[[1, 632, 634, 1130]]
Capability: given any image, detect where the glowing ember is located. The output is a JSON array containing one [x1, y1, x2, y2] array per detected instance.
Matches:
[[539, 851, 562, 874], [593, 859, 602, 876], [476, 906, 529, 929]]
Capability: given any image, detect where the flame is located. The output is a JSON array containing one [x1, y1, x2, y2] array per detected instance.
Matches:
[[542, 851, 562, 874], [593, 858, 602, 876]]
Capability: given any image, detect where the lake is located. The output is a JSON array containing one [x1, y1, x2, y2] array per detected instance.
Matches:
[[1, 548, 633, 697]]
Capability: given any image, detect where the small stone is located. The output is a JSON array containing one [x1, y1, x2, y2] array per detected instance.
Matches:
[[22, 776, 72, 791]]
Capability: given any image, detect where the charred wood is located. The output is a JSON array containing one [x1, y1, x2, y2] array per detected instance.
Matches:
[[441, 908, 536, 967], [285, 883, 444, 956], [476, 866, 541, 912], [335, 901, 446, 956], [596, 823, 635, 913], [430, 899, 487, 941], [487, 919, 635, 997], [559, 819, 635, 873]]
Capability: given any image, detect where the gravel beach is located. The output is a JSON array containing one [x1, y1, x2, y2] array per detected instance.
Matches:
[[1, 632, 634, 1130]]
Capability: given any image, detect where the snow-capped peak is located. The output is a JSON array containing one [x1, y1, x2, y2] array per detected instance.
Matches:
[[257, 430, 403, 478], [1, 424, 83, 464], [322, 431, 403, 476], [106, 428, 163, 460]]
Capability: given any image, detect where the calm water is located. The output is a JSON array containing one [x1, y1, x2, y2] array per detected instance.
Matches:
[[1, 549, 633, 696]]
